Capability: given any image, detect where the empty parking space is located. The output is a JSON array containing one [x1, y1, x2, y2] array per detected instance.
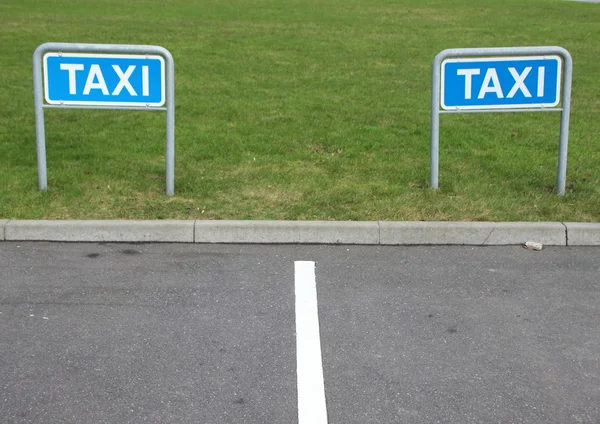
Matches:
[[316, 246, 600, 423], [0, 243, 299, 423]]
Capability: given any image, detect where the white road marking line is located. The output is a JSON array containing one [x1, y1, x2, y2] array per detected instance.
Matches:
[[295, 261, 328, 424]]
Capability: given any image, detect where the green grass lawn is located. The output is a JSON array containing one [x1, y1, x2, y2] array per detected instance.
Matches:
[[1, 0, 599, 221]]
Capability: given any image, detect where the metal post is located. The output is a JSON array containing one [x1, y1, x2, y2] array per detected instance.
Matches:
[[165, 49, 175, 196], [556, 52, 573, 196], [33, 45, 48, 191], [430, 53, 442, 189]]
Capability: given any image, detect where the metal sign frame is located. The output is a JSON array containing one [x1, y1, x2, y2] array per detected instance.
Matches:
[[430, 46, 573, 196], [33, 42, 176, 196]]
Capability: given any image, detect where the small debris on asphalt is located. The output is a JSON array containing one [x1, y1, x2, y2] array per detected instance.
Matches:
[[522, 241, 543, 251]]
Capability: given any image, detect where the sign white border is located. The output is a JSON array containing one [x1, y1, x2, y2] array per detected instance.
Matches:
[[440, 55, 562, 111], [43, 53, 166, 107]]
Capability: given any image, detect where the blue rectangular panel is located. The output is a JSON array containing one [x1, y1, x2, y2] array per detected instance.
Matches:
[[441, 56, 561, 110], [43, 53, 165, 107]]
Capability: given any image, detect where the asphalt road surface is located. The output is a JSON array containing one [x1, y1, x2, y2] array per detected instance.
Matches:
[[1, 242, 599, 423]]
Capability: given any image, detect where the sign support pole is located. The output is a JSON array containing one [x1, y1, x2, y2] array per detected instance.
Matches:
[[430, 46, 572, 196], [557, 51, 573, 196], [32, 42, 175, 196], [33, 51, 47, 191], [430, 52, 442, 191]]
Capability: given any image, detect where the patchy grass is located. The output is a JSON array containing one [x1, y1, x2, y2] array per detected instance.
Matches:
[[1, 0, 599, 221]]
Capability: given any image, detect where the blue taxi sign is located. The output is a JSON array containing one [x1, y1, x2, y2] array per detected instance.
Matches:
[[441, 56, 561, 110], [43, 53, 165, 107]]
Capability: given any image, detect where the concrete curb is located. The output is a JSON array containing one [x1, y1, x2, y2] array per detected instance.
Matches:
[[2, 219, 598, 245], [4, 220, 194, 243], [379, 221, 567, 245], [563, 222, 600, 246], [0, 220, 7, 241], [195, 220, 379, 244]]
